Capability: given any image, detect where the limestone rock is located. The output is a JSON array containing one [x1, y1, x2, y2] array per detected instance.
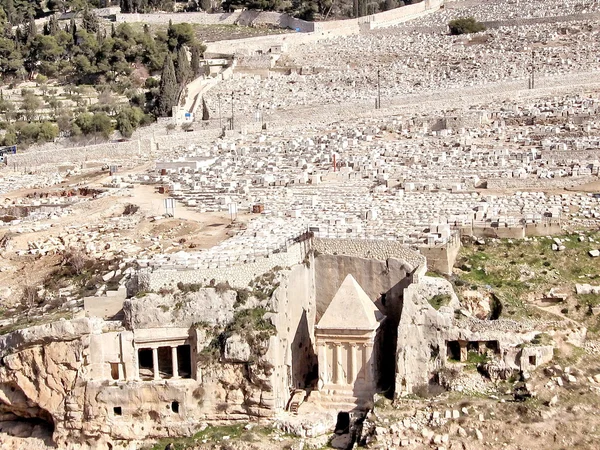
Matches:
[[224, 335, 251, 363], [123, 288, 237, 329]]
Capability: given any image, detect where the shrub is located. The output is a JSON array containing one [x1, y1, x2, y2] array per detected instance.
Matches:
[[428, 294, 451, 310], [448, 17, 486, 35], [215, 282, 231, 294]]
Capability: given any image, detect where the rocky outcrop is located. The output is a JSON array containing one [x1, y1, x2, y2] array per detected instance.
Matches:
[[0, 329, 87, 447], [395, 277, 455, 396], [123, 288, 238, 329], [0, 318, 97, 357]]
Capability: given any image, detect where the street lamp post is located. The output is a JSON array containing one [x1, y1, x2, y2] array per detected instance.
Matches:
[[231, 91, 234, 130]]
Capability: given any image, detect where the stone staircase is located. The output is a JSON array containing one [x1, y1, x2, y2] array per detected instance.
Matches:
[[299, 388, 374, 413]]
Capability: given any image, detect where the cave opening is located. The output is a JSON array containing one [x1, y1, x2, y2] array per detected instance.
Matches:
[[177, 345, 192, 378], [158, 347, 173, 378], [138, 348, 154, 380]]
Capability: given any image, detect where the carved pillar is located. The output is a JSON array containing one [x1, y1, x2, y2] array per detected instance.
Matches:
[[363, 343, 374, 384], [459, 340, 468, 362], [317, 341, 328, 387], [152, 347, 160, 380], [118, 363, 124, 380], [172, 346, 179, 379], [334, 344, 343, 385], [348, 343, 357, 385]]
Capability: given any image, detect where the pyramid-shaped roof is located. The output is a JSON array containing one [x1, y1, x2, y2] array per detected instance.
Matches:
[[317, 274, 382, 330]]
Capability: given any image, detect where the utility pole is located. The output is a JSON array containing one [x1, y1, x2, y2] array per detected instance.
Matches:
[[218, 93, 222, 130], [529, 49, 535, 89], [231, 91, 234, 130], [377, 69, 381, 110]]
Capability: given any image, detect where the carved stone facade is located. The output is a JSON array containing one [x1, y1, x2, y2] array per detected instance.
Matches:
[[309, 274, 384, 411]]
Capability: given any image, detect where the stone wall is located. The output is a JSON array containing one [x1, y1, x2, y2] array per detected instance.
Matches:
[[6, 140, 146, 171], [204, 0, 443, 55], [418, 235, 461, 275], [313, 238, 426, 270], [115, 1, 442, 36], [486, 175, 598, 190], [115, 10, 315, 32], [143, 242, 307, 291], [460, 220, 562, 239]]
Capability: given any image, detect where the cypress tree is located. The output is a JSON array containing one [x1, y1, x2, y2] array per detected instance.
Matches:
[[82, 8, 99, 33], [190, 44, 202, 77], [48, 15, 60, 35], [156, 53, 178, 117], [26, 15, 36, 43], [70, 18, 77, 41], [175, 46, 191, 85], [5, 0, 15, 25]]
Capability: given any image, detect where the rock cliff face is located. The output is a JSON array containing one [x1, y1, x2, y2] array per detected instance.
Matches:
[[0, 320, 93, 448], [395, 276, 456, 396], [123, 289, 238, 329], [0, 269, 317, 448]]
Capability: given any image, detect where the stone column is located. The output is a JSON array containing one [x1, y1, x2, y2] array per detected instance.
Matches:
[[172, 346, 179, 379], [348, 343, 357, 385], [363, 343, 374, 384], [317, 341, 328, 388], [118, 363, 124, 381], [459, 341, 468, 362], [334, 344, 343, 385], [152, 347, 160, 380]]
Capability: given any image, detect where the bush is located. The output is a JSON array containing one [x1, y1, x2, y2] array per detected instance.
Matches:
[[448, 17, 486, 35], [428, 294, 451, 310]]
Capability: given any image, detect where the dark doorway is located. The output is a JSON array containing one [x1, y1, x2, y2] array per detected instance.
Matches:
[[447, 341, 461, 361], [110, 363, 119, 380], [335, 411, 351, 435], [177, 345, 192, 378], [138, 348, 154, 380], [158, 347, 173, 378]]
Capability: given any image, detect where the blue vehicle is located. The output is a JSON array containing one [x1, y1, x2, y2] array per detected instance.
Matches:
[[0, 146, 17, 164]]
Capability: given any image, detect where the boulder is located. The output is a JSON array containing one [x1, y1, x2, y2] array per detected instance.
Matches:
[[224, 335, 251, 363]]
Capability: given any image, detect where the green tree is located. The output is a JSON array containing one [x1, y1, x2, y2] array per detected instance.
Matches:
[[116, 106, 145, 138], [38, 121, 58, 141], [383, 0, 397, 10], [167, 22, 194, 51], [2, 125, 16, 145], [175, 45, 191, 85], [26, 14, 36, 43], [0, 95, 15, 122], [0, 36, 24, 78], [82, 8, 99, 33], [448, 17, 486, 35], [190, 44, 202, 77], [156, 53, 178, 117], [18, 122, 41, 143], [91, 112, 113, 139], [21, 92, 42, 121]]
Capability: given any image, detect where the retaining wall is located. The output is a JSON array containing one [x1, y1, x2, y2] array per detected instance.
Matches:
[[142, 242, 307, 290], [312, 237, 426, 269], [486, 175, 598, 190], [6, 140, 146, 170], [120, 0, 442, 56], [115, 10, 315, 32], [418, 235, 461, 275]]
